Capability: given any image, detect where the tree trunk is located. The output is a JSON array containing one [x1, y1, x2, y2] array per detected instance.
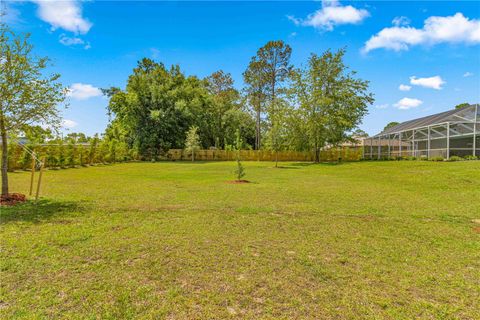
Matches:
[[0, 118, 9, 196], [256, 107, 261, 150], [275, 150, 278, 168], [192, 151, 194, 162], [314, 137, 320, 163]]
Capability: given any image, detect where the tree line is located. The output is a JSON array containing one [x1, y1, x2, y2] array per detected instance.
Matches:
[[103, 41, 374, 164]]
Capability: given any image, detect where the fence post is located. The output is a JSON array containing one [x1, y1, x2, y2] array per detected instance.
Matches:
[[35, 157, 46, 202], [29, 153, 36, 196]]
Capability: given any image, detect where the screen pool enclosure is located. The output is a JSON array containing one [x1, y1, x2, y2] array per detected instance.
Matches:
[[363, 104, 479, 160]]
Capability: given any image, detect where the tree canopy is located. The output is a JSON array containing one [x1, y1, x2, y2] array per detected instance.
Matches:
[[289, 49, 374, 161], [104, 59, 255, 160], [455, 103, 470, 109], [383, 122, 400, 131]]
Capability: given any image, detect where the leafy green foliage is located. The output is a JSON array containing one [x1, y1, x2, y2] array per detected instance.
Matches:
[[0, 23, 66, 195], [234, 159, 246, 181], [289, 49, 374, 162], [448, 156, 463, 162], [243, 59, 266, 150], [104, 60, 254, 159], [455, 102, 470, 109], [205, 70, 255, 149], [244, 40, 292, 157], [351, 129, 369, 138], [101, 45, 374, 166], [383, 122, 400, 131], [463, 155, 478, 160]]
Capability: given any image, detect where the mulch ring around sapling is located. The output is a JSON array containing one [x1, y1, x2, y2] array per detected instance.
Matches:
[[0, 193, 27, 206], [226, 180, 250, 184], [472, 219, 480, 233]]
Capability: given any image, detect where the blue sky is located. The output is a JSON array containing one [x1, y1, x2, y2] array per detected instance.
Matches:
[[5, 1, 480, 136]]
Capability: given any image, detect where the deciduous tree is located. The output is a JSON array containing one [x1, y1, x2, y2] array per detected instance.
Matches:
[[205, 70, 254, 148], [0, 24, 65, 195], [290, 49, 374, 162]]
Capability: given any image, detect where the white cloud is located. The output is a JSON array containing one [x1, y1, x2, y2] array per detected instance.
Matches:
[[62, 119, 78, 129], [286, 15, 301, 26], [67, 83, 102, 100], [33, 0, 92, 34], [410, 76, 445, 90], [59, 34, 90, 49], [394, 97, 423, 110], [288, 1, 369, 31], [363, 13, 480, 53], [375, 104, 389, 109], [463, 72, 473, 77], [59, 35, 84, 46], [399, 84, 411, 91], [392, 16, 410, 27]]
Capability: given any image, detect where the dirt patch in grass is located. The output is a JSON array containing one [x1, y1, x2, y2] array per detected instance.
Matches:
[[0, 193, 26, 206], [226, 180, 250, 184]]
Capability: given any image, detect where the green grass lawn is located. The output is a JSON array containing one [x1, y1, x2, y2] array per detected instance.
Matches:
[[1, 161, 479, 319]]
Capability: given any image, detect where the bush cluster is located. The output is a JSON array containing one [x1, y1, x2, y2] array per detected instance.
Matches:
[[6, 138, 136, 171]]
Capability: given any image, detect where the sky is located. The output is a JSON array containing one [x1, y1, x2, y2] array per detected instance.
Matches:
[[3, 0, 480, 136]]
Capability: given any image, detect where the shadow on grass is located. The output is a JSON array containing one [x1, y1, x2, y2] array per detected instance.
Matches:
[[0, 199, 88, 225], [274, 165, 303, 169], [160, 160, 213, 165], [288, 162, 346, 167]]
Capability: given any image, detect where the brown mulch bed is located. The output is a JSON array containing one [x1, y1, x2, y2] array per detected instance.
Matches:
[[0, 193, 27, 206]]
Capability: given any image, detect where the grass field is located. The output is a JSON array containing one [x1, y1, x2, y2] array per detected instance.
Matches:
[[1, 161, 479, 319]]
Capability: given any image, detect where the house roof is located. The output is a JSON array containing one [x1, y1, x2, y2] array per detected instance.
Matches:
[[375, 104, 478, 137]]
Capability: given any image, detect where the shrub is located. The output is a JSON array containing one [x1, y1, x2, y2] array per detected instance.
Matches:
[[19, 147, 33, 170], [464, 155, 478, 161], [448, 156, 463, 162], [235, 159, 246, 181], [233, 129, 246, 181], [430, 156, 445, 162]]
